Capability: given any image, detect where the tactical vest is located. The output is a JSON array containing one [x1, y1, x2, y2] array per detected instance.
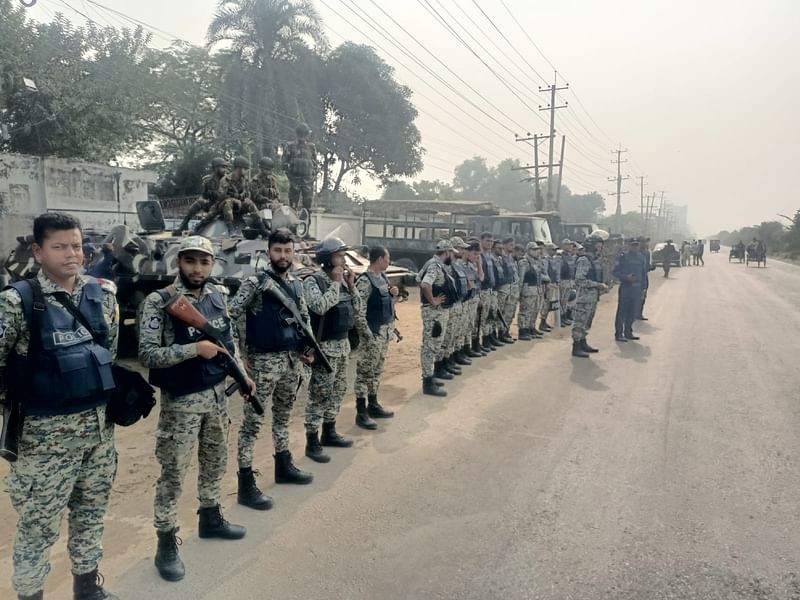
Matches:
[[308, 272, 355, 341], [450, 262, 469, 302], [246, 275, 305, 353], [481, 253, 496, 289], [492, 255, 506, 287], [521, 259, 539, 286], [502, 255, 516, 284], [561, 257, 573, 280], [363, 272, 394, 335], [9, 278, 115, 417], [463, 262, 479, 299], [420, 258, 457, 307], [148, 288, 233, 396], [583, 255, 600, 283]]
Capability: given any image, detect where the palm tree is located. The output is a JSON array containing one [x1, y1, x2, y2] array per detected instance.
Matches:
[[207, 0, 328, 66]]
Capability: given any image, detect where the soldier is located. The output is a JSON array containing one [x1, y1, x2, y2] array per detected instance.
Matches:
[[517, 242, 542, 341], [250, 157, 281, 210], [478, 232, 499, 351], [612, 238, 646, 342], [537, 243, 559, 332], [489, 241, 511, 344], [174, 157, 228, 235], [193, 157, 264, 236], [500, 237, 520, 342], [418, 240, 455, 396], [229, 228, 315, 489], [443, 237, 471, 373], [303, 237, 365, 463], [0, 212, 119, 600], [571, 235, 608, 357], [282, 123, 318, 211], [353, 245, 398, 430], [139, 235, 250, 583], [462, 239, 485, 358], [559, 239, 576, 325]]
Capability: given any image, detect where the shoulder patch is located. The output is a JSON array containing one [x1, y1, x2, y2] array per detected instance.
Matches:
[[98, 278, 118, 295]]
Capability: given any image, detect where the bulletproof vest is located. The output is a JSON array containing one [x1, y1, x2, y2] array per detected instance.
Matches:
[[202, 174, 223, 202], [502, 255, 516, 283], [561, 256, 573, 280], [492, 255, 506, 287], [420, 258, 458, 307], [309, 272, 355, 341], [521, 259, 539, 286], [288, 143, 315, 178], [363, 272, 394, 335], [547, 256, 560, 282], [481, 252, 496, 289], [584, 255, 600, 283], [463, 261, 479, 298], [148, 288, 233, 396], [246, 275, 305, 353], [9, 279, 115, 417], [450, 261, 469, 302]]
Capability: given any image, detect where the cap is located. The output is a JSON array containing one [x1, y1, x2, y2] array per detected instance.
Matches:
[[544, 242, 557, 249], [561, 238, 572, 245], [449, 236, 469, 249], [525, 241, 538, 251], [466, 240, 481, 251], [575, 243, 584, 251], [178, 235, 215, 257], [436, 239, 454, 251]]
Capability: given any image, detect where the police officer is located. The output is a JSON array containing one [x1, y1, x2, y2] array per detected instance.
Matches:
[[538, 243, 560, 332], [559, 239, 576, 325], [444, 237, 471, 371], [304, 237, 365, 463], [174, 157, 228, 234], [0, 212, 119, 600], [353, 245, 398, 430], [500, 237, 519, 342], [282, 123, 318, 211], [516, 242, 542, 341], [478, 232, 499, 351], [462, 239, 485, 357], [571, 235, 608, 357], [418, 240, 455, 396], [612, 238, 646, 342], [139, 235, 250, 582], [229, 228, 315, 488]]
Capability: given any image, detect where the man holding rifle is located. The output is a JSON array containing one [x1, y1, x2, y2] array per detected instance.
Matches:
[[228, 228, 318, 491], [139, 235, 252, 583], [0, 212, 119, 600]]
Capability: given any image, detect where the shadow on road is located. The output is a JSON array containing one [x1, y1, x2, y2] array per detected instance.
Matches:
[[570, 359, 609, 391], [615, 340, 652, 363]]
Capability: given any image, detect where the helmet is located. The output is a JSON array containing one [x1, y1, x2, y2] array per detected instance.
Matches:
[[296, 123, 311, 137], [315, 237, 349, 266], [232, 156, 250, 169], [589, 228, 610, 241], [178, 235, 214, 257], [584, 234, 604, 247], [211, 157, 228, 169], [258, 157, 274, 169]]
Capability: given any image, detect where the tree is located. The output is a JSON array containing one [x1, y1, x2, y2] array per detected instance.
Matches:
[[320, 43, 422, 193], [560, 190, 606, 223], [414, 179, 455, 200], [453, 156, 491, 198]]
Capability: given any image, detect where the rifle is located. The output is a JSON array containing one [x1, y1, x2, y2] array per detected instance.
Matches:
[[161, 294, 264, 416], [0, 398, 21, 463], [263, 272, 333, 373], [496, 304, 509, 331]]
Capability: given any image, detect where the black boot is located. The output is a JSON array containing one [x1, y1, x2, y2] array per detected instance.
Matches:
[[274, 450, 313, 484], [237, 467, 274, 510], [434, 360, 454, 379], [500, 329, 515, 343], [356, 397, 378, 429], [530, 327, 544, 338], [539, 319, 552, 332], [73, 569, 118, 600], [581, 338, 599, 353], [481, 336, 496, 352], [155, 528, 185, 582], [518, 329, 532, 341], [454, 350, 472, 366], [572, 341, 589, 358], [305, 430, 331, 462], [444, 356, 462, 375], [367, 394, 394, 418], [198, 505, 246, 540], [466, 341, 483, 358], [423, 376, 447, 396], [18, 592, 43, 600], [490, 332, 506, 346], [321, 421, 353, 447]]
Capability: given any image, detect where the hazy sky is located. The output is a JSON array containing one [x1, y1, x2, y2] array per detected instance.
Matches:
[[24, 0, 800, 234]]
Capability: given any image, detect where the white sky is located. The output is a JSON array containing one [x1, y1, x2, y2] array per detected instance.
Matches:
[[24, 0, 800, 235]]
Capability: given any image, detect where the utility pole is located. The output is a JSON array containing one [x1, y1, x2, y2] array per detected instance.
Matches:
[[608, 145, 629, 234], [555, 135, 566, 211], [538, 73, 568, 211], [637, 175, 647, 233], [514, 132, 556, 212], [656, 191, 666, 239]]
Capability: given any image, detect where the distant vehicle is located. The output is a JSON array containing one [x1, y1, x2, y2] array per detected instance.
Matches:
[[651, 242, 681, 268], [710, 239, 721, 252], [563, 222, 598, 242]]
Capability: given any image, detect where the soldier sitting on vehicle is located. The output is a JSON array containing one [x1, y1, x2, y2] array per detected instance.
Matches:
[[174, 157, 228, 235]]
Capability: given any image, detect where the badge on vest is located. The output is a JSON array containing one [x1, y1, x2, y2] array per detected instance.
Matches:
[[52, 326, 92, 346], [146, 315, 162, 330]]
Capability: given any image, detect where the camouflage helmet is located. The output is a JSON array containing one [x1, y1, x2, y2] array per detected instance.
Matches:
[[178, 235, 214, 257], [211, 157, 228, 169], [232, 156, 250, 169], [296, 123, 311, 137], [315, 236, 349, 266], [258, 157, 274, 170]]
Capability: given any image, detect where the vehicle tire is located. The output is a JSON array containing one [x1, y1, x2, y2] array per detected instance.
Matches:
[[394, 258, 418, 273]]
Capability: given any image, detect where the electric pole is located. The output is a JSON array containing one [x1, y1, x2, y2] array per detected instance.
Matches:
[[656, 191, 666, 239], [637, 175, 647, 233], [608, 145, 629, 234], [538, 73, 568, 211], [555, 135, 566, 211], [514, 132, 558, 212]]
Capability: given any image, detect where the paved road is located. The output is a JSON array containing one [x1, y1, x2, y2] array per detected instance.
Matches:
[[95, 253, 800, 598]]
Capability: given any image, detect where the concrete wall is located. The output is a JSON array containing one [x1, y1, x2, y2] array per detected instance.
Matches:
[[0, 153, 156, 254]]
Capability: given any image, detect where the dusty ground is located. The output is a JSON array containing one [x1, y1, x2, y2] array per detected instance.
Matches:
[[3, 253, 800, 599]]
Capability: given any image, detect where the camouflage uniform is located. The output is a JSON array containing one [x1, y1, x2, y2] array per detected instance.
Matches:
[[228, 266, 309, 464], [354, 273, 393, 397], [139, 278, 242, 532], [572, 254, 602, 342], [533, 254, 551, 320], [517, 255, 538, 332], [501, 255, 520, 330], [304, 272, 364, 432], [250, 171, 280, 210], [417, 256, 450, 378], [441, 262, 462, 359], [479, 251, 498, 337], [178, 172, 225, 231], [462, 259, 480, 347], [218, 172, 259, 225], [540, 254, 558, 320], [282, 141, 317, 211], [0, 271, 118, 597], [560, 254, 576, 319]]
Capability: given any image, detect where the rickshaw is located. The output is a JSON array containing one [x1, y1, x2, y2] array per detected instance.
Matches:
[[746, 243, 767, 268], [729, 246, 744, 263], [709, 239, 721, 253]]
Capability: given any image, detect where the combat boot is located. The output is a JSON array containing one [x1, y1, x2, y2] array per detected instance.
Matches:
[[539, 319, 552, 332], [356, 397, 378, 429], [481, 336, 495, 352], [274, 450, 313, 484], [518, 329, 532, 341], [237, 467, 274, 510], [581, 338, 599, 353], [530, 327, 544, 338], [367, 394, 394, 419], [490, 331, 506, 345], [500, 329, 515, 343], [434, 360, 455, 379], [571, 341, 589, 358], [305, 430, 331, 462], [321, 421, 353, 447], [466, 342, 483, 358], [172, 215, 191, 236], [454, 349, 472, 366], [18, 592, 43, 600], [444, 356, 462, 375], [72, 569, 118, 600], [423, 376, 447, 397], [198, 505, 246, 540], [154, 528, 185, 582]]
